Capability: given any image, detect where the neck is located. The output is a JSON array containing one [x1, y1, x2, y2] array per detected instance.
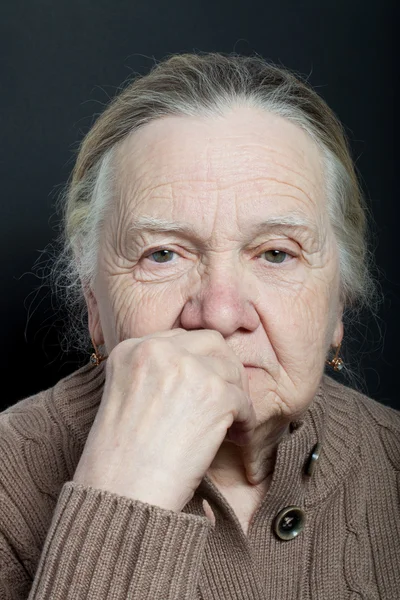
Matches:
[[207, 420, 291, 490]]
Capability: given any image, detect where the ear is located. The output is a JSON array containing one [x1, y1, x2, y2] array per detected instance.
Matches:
[[332, 301, 344, 348], [332, 319, 344, 348], [83, 286, 105, 347]]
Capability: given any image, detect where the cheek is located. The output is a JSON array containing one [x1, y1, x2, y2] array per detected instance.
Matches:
[[260, 280, 333, 365], [248, 281, 334, 419], [106, 274, 187, 340]]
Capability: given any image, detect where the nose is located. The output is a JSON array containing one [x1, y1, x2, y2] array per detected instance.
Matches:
[[179, 267, 260, 336]]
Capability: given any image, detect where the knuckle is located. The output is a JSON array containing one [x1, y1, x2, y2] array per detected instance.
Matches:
[[176, 352, 197, 374], [208, 373, 226, 396], [136, 337, 167, 358], [232, 362, 243, 381], [238, 363, 247, 383], [105, 339, 137, 377], [107, 339, 130, 364], [128, 337, 174, 372], [207, 330, 224, 343]]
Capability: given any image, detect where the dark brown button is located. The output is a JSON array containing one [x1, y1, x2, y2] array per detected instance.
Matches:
[[273, 506, 306, 541], [305, 442, 322, 476]]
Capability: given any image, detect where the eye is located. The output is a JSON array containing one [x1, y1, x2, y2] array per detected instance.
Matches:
[[147, 249, 176, 263], [261, 250, 288, 264]]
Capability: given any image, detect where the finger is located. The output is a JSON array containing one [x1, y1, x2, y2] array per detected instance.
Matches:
[[172, 330, 250, 396], [140, 328, 187, 341], [199, 355, 245, 389], [142, 329, 241, 369], [140, 329, 250, 398], [196, 356, 255, 444], [225, 382, 257, 446]]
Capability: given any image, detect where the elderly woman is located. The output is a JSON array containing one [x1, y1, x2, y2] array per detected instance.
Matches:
[[1, 52, 399, 600]]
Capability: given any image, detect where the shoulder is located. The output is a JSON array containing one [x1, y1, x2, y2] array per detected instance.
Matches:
[[0, 360, 106, 445], [0, 362, 105, 575], [321, 374, 400, 470], [1, 370, 75, 471], [0, 361, 105, 488], [0, 360, 107, 498], [321, 374, 400, 430], [0, 370, 78, 505], [0, 361, 105, 510], [0, 380, 69, 576]]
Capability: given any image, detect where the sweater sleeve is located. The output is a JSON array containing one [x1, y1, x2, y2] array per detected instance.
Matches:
[[21, 481, 211, 600], [0, 367, 212, 600]]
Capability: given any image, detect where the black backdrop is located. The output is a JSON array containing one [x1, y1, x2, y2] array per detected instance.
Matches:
[[1, 0, 398, 410]]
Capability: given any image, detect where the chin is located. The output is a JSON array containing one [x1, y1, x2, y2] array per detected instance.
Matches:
[[247, 376, 286, 425]]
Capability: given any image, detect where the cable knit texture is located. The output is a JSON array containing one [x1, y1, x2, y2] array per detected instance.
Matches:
[[0, 361, 399, 599]]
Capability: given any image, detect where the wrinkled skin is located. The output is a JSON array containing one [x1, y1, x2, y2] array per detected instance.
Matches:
[[84, 105, 343, 508]]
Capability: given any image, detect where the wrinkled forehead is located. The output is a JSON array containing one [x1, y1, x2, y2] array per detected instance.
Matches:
[[113, 107, 327, 223]]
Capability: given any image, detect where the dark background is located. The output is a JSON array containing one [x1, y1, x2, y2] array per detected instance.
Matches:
[[1, 0, 398, 410]]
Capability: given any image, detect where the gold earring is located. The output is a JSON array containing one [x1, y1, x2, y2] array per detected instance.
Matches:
[[90, 340, 108, 366], [326, 341, 344, 372]]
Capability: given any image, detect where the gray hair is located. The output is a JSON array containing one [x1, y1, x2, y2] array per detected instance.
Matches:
[[41, 52, 381, 379]]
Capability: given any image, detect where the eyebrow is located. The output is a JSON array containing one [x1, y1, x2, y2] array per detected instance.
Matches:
[[126, 214, 318, 242]]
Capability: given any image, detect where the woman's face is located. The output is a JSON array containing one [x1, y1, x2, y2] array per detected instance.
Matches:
[[87, 106, 343, 423]]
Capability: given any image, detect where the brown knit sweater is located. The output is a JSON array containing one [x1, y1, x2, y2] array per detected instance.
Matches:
[[0, 361, 399, 599]]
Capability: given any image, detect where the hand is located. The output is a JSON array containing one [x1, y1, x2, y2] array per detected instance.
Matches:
[[73, 329, 257, 513]]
